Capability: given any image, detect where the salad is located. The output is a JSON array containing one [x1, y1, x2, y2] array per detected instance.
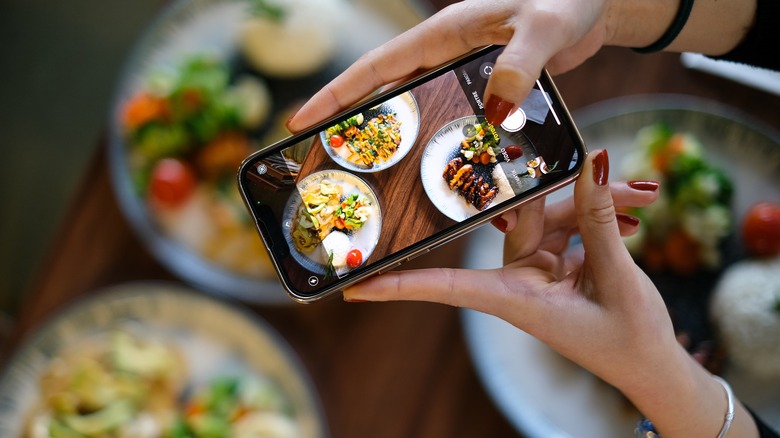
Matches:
[[459, 120, 501, 165], [120, 55, 274, 278], [171, 376, 298, 438], [620, 123, 734, 275], [324, 112, 403, 168], [25, 331, 300, 438], [291, 180, 372, 253], [25, 331, 184, 438]]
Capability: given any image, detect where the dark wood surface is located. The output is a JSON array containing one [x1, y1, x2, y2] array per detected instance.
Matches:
[[5, 19, 780, 438]]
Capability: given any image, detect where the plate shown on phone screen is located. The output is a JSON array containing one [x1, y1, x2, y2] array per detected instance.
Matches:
[[282, 170, 381, 275], [420, 116, 538, 222], [319, 92, 420, 173]]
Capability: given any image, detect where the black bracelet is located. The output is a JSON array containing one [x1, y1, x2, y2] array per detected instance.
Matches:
[[633, 0, 695, 53]]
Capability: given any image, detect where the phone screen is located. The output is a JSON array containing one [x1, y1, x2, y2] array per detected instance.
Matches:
[[239, 46, 585, 300]]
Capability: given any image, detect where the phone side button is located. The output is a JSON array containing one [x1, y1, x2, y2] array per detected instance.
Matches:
[[376, 262, 402, 276]]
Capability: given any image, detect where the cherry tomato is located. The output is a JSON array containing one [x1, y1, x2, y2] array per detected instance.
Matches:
[[346, 249, 363, 268], [329, 134, 345, 148], [334, 217, 346, 230], [149, 158, 197, 208], [742, 202, 780, 257]]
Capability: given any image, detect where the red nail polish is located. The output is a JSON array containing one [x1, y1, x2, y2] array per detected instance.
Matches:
[[491, 216, 508, 233], [616, 212, 640, 227], [485, 95, 514, 126], [627, 180, 660, 192], [592, 149, 609, 186]]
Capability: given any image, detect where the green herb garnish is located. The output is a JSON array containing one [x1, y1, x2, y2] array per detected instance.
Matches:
[[249, 0, 285, 22]]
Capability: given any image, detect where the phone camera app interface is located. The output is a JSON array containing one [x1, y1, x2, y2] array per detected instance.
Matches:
[[242, 47, 581, 295]]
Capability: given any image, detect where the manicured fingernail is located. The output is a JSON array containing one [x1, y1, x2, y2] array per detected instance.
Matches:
[[592, 149, 609, 186], [628, 180, 660, 192], [485, 95, 514, 126], [344, 295, 368, 303], [491, 216, 508, 233], [616, 212, 640, 227]]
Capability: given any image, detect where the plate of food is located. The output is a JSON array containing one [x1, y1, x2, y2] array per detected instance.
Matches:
[[0, 282, 327, 438], [460, 95, 780, 437], [420, 116, 539, 222], [107, 0, 420, 303], [283, 170, 381, 276], [319, 92, 420, 173]]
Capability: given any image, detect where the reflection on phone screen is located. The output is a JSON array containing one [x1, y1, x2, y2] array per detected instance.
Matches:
[[241, 46, 582, 296]]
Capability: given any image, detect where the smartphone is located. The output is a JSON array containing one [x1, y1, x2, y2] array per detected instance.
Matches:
[[238, 45, 587, 302]]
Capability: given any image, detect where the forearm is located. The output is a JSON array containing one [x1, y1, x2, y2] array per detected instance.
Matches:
[[617, 344, 759, 438], [605, 0, 756, 55]]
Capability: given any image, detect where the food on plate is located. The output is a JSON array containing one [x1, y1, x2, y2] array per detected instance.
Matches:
[[291, 180, 343, 251], [322, 231, 352, 269], [239, 0, 341, 78], [25, 331, 184, 438], [459, 120, 501, 164], [290, 177, 373, 272], [442, 157, 499, 211], [324, 112, 403, 168], [171, 376, 298, 438], [120, 55, 274, 278], [333, 193, 372, 232], [710, 257, 780, 378], [24, 329, 305, 438], [741, 201, 780, 258], [620, 123, 734, 275], [346, 249, 363, 269]]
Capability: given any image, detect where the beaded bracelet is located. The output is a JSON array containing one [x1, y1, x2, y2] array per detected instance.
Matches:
[[633, 0, 695, 53], [634, 375, 735, 438]]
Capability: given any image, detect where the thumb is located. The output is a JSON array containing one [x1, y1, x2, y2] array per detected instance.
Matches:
[[574, 149, 634, 276]]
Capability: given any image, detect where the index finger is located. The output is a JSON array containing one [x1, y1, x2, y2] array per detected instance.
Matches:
[[286, 3, 514, 132]]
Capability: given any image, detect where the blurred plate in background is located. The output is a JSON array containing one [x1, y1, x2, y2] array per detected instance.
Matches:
[[0, 282, 327, 438], [107, 0, 423, 303], [461, 95, 780, 438]]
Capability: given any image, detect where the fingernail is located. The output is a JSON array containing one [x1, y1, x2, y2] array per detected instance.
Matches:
[[616, 212, 640, 227], [343, 295, 368, 303], [485, 95, 514, 126], [491, 216, 508, 233], [592, 149, 609, 186], [628, 180, 660, 192]]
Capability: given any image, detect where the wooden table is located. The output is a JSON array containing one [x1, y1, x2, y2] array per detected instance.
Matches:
[[5, 27, 780, 438]]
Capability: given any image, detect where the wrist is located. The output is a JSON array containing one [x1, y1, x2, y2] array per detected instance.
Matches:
[[619, 345, 759, 437], [604, 0, 757, 54], [603, 0, 680, 48]]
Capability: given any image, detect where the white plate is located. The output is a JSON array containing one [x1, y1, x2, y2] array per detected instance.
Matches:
[[420, 116, 538, 222], [461, 95, 780, 438], [283, 170, 381, 276], [319, 92, 420, 173], [0, 282, 327, 438], [106, 0, 419, 303]]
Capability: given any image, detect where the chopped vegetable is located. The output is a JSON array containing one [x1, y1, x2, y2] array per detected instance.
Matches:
[[620, 123, 733, 274], [460, 120, 500, 164], [742, 201, 780, 258], [149, 158, 197, 208], [346, 249, 363, 268], [325, 112, 402, 168]]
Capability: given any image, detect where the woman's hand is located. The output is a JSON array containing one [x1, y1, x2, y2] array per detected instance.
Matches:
[[342, 150, 759, 437], [287, 0, 613, 131], [286, 0, 755, 132], [343, 150, 677, 390]]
